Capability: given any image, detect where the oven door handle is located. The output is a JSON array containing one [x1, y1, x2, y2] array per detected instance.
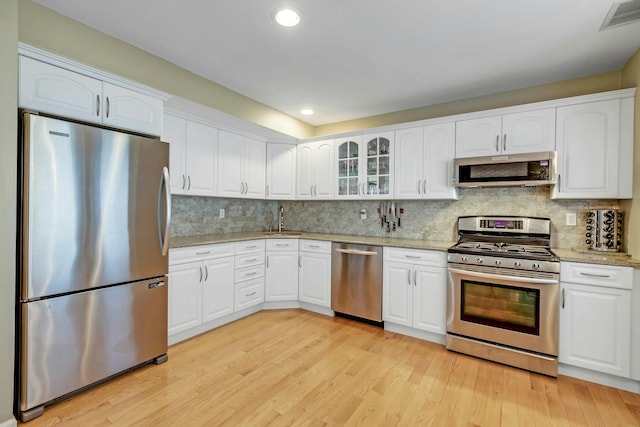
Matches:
[[448, 268, 559, 285]]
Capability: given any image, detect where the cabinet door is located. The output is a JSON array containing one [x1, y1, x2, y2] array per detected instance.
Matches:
[[553, 100, 620, 199], [299, 252, 331, 307], [186, 121, 218, 197], [423, 123, 457, 199], [162, 114, 187, 195], [218, 130, 245, 197], [235, 277, 265, 311], [314, 140, 335, 199], [265, 251, 299, 301], [363, 132, 393, 199], [559, 282, 631, 377], [455, 115, 502, 158], [202, 257, 235, 323], [501, 108, 555, 154], [244, 137, 266, 199], [102, 82, 163, 136], [266, 143, 296, 199], [336, 137, 362, 198], [168, 262, 202, 336], [19, 56, 102, 125], [394, 127, 424, 199], [382, 261, 413, 326], [413, 265, 446, 334], [296, 143, 314, 199]]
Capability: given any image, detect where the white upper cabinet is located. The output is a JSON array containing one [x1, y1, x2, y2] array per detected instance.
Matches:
[[552, 98, 634, 199], [455, 108, 555, 158], [162, 114, 217, 197], [266, 143, 296, 200], [335, 133, 393, 199], [19, 56, 163, 136], [394, 124, 457, 200], [296, 139, 334, 199], [218, 130, 266, 199]]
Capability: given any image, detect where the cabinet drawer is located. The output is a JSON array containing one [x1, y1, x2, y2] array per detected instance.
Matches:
[[235, 265, 265, 283], [235, 252, 266, 269], [235, 277, 265, 311], [300, 239, 331, 254], [383, 247, 447, 267], [266, 238, 299, 251], [169, 243, 235, 265], [235, 239, 266, 255], [560, 262, 633, 289]]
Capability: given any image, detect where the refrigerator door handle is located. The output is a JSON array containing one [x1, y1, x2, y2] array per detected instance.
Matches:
[[158, 166, 172, 256]]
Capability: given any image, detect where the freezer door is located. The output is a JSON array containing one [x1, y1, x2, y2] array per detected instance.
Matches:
[[20, 278, 168, 412], [22, 113, 170, 299]]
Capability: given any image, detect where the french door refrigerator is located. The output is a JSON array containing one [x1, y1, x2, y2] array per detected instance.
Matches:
[[17, 111, 171, 422]]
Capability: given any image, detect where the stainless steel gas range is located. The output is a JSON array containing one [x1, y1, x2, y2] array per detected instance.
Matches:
[[446, 216, 560, 377]]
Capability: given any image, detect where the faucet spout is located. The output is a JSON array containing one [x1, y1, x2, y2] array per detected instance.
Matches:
[[278, 205, 285, 232]]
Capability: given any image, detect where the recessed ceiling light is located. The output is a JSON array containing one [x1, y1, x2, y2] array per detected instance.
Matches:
[[300, 108, 314, 115], [274, 8, 301, 27]]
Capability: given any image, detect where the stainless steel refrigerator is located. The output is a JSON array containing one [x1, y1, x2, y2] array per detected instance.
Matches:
[[17, 111, 171, 422]]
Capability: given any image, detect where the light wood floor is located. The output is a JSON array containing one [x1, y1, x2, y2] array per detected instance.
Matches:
[[22, 309, 640, 426]]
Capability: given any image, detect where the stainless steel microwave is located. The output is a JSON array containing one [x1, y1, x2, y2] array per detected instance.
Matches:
[[454, 151, 557, 188]]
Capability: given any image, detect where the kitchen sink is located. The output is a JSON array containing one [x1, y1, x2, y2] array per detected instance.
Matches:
[[262, 231, 302, 237]]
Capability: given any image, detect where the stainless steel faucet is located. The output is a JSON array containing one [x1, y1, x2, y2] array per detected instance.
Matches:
[[278, 205, 285, 232]]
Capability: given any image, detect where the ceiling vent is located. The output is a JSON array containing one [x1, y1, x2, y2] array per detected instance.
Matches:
[[601, 0, 640, 30]]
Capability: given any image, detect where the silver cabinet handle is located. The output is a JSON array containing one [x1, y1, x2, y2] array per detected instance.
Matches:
[[298, 255, 302, 268], [245, 182, 248, 194], [187, 175, 191, 190], [503, 134, 507, 151], [561, 288, 565, 309], [96, 94, 100, 116], [182, 174, 186, 190], [309, 244, 321, 248], [414, 270, 418, 286], [246, 258, 258, 262], [335, 248, 378, 256], [246, 291, 257, 297], [246, 245, 257, 249], [310, 185, 314, 197], [496, 134, 499, 152], [245, 271, 257, 276], [158, 166, 171, 256], [408, 269, 411, 285], [404, 254, 421, 259], [266, 184, 269, 197], [196, 251, 211, 255], [199, 266, 203, 283], [106, 96, 110, 118], [266, 255, 269, 268], [417, 180, 422, 195], [204, 266, 209, 281], [579, 272, 612, 278], [423, 179, 427, 194], [275, 244, 289, 247]]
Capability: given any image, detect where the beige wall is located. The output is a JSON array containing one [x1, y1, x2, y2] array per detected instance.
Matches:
[[0, 1, 18, 424], [315, 71, 622, 136], [17, 0, 315, 139], [621, 48, 640, 256]]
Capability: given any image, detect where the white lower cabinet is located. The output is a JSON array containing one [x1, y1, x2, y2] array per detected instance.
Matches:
[[383, 247, 447, 334], [265, 239, 299, 301], [234, 240, 265, 311], [168, 243, 235, 337], [559, 262, 633, 377], [298, 240, 332, 307]]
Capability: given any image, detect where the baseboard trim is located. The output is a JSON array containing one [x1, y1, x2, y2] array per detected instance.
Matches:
[[0, 416, 18, 427], [559, 364, 640, 393], [384, 322, 446, 345]]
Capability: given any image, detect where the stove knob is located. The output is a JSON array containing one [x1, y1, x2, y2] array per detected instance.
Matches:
[[532, 263, 541, 270], [461, 256, 468, 262], [495, 259, 502, 266], [605, 233, 613, 239], [514, 261, 522, 267], [586, 239, 592, 245], [476, 258, 484, 264], [586, 218, 594, 225], [587, 211, 595, 218], [586, 225, 593, 231]]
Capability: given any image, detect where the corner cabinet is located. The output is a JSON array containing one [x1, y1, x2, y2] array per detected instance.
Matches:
[[559, 262, 633, 377], [394, 124, 457, 200], [19, 55, 163, 136], [455, 108, 555, 158], [218, 130, 266, 199], [265, 239, 299, 301], [296, 140, 334, 199], [266, 143, 296, 200], [162, 114, 218, 196], [334, 132, 393, 199], [552, 97, 634, 199]]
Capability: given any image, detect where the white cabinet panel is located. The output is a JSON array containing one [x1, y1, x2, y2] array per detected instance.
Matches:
[[382, 261, 412, 326], [297, 140, 334, 199], [218, 130, 265, 198], [235, 278, 265, 311], [394, 127, 424, 199], [202, 257, 235, 322], [168, 261, 203, 336], [163, 114, 188, 194], [266, 143, 296, 199], [299, 251, 331, 307], [185, 121, 217, 196], [244, 136, 266, 198], [102, 82, 163, 136], [265, 251, 299, 301], [413, 265, 446, 334], [456, 115, 502, 158]]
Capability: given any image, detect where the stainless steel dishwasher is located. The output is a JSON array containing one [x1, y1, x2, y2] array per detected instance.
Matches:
[[331, 242, 383, 322]]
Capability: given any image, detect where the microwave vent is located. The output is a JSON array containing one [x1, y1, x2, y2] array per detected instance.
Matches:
[[601, 0, 640, 30], [469, 162, 528, 179]]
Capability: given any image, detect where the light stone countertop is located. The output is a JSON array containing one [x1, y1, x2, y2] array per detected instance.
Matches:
[[169, 232, 640, 268]]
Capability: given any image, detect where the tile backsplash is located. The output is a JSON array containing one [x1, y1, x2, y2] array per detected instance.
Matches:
[[171, 187, 621, 250]]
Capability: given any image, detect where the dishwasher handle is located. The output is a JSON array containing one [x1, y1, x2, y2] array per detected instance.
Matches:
[[335, 248, 379, 256]]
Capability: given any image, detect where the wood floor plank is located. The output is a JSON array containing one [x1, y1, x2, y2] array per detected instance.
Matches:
[[20, 309, 640, 427]]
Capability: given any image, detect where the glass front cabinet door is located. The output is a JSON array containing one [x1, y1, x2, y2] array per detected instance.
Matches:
[[335, 132, 393, 199]]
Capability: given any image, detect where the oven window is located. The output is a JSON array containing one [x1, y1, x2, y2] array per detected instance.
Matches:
[[460, 280, 540, 335]]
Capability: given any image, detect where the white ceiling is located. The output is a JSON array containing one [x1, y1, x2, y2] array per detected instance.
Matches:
[[34, 0, 640, 126]]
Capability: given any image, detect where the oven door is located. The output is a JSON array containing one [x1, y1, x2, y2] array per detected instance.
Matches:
[[447, 266, 559, 356]]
